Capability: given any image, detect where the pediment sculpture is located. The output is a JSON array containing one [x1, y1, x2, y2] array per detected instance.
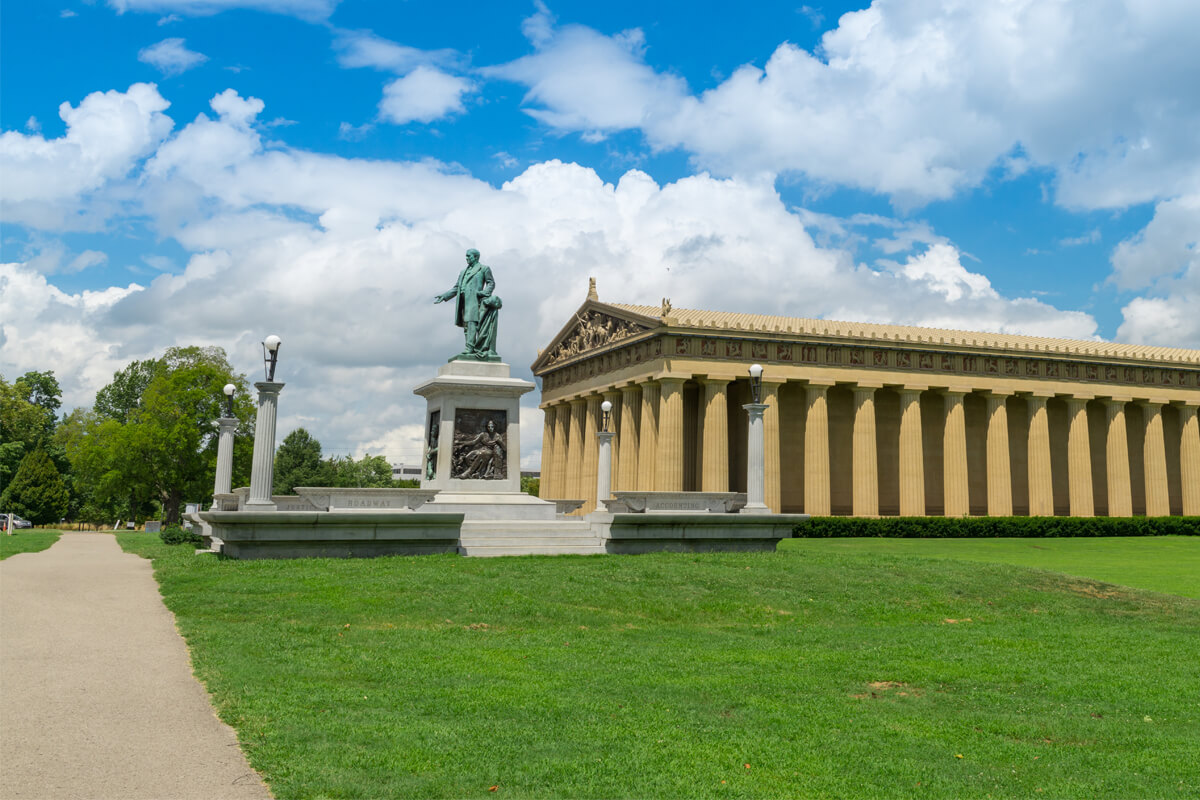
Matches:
[[546, 310, 648, 365]]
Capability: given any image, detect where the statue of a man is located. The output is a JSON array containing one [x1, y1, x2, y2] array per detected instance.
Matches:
[[434, 248, 502, 361]]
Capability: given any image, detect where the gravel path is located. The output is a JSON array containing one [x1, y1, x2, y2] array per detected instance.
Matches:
[[0, 533, 271, 799]]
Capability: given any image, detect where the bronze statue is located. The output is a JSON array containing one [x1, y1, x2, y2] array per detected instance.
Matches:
[[435, 248, 502, 362]]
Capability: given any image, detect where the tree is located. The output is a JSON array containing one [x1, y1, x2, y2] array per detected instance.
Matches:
[[328, 453, 396, 488], [274, 428, 333, 494], [1, 373, 55, 489], [14, 370, 62, 419], [65, 347, 255, 524], [0, 449, 69, 524], [94, 359, 160, 423]]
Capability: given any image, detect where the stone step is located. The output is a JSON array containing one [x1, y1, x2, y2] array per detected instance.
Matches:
[[459, 536, 603, 547], [461, 544, 607, 557]]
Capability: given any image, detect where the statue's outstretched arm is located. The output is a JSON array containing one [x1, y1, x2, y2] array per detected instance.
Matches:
[[434, 286, 458, 303]]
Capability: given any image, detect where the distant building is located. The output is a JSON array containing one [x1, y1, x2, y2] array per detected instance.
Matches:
[[391, 464, 422, 482], [532, 288, 1200, 518]]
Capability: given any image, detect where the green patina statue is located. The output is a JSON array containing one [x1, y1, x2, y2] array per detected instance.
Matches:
[[434, 248, 502, 362]]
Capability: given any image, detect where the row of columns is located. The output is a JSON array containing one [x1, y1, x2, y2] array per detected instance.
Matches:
[[542, 379, 1200, 517]]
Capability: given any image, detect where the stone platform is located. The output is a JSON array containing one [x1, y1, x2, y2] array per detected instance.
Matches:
[[200, 510, 463, 559]]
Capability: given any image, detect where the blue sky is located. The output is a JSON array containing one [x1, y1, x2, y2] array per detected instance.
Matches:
[[2, 0, 1197, 466]]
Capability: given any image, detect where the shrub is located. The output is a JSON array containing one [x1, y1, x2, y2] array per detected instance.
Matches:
[[795, 516, 1200, 538], [159, 525, 204, 546]]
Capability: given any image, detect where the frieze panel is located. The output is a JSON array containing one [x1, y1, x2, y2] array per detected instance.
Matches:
[[941, 354, 955, 371], [873, 350, 887, 367], [802, 345, 818, 363], [849, 348, 864, 366], [701, 339, 718, 357], [777, 343, 794, 362], [726, 340, 743, 358]]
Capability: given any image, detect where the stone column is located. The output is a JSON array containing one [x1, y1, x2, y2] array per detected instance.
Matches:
[[852, 384, 880, 517], [1027, 393, 1054, 516], [1104, 398, 1133, 517], [247, 381, 284, 509], [212, 417, 238, 504], [582, 395, 602, 513], [656, 377, 686, 492], [540, 406, 557, 499], [565, 398, 586, 501], [1065, 395, 1095, 517], [1179, 403, 1200, 516], [603, 389, 622, 494], [1142, 401, 1170, 517], [596, 430, 615, 508], [701, 379, 731, 492], [741, 402, 769, 514], [617, 385, 641, 492], [804, 381, 833, 516], [984, 391, 1013, 517], [942, 389, 970, 518], [552, 402, 571, 500], [897, 387, 925, 516], [637, 382, 660, 491], [762, 381, 783, 513]]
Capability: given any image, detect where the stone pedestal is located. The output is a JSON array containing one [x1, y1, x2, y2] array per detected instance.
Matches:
[[247, 382, 283, 510], [741, 402, 769, 514], [414, 360, 554, 521]]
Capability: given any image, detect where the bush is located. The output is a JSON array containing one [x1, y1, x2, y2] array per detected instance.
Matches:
[[159, 525, 204, 546], [795, 516, 1200, 538]]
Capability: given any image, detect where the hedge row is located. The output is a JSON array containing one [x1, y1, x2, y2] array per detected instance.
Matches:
[[796, 516, 1200, 537]]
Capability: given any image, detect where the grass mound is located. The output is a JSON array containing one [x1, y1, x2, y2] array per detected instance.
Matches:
[[118, 533, 1200, 799]]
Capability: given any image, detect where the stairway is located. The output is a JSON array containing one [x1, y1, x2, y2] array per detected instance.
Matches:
[[458, 518, 605, 557]]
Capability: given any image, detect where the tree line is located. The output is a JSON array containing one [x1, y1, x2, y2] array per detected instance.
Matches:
[[2, 346, 412, 526]]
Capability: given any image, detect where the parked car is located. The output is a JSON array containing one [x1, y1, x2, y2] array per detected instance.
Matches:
[[2, 514, 34, 530]]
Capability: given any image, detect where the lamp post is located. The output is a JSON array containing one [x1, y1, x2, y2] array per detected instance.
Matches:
[[741, 364, 769, 514], [211, 383, 238, 507], [596, 399, 615, 509], [247, 335, 284, 510]]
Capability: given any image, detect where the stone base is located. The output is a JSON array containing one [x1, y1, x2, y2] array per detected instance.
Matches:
[[422, 491, 559, 520], [599, 512, 809, 554], [200, 510, 463, 559]]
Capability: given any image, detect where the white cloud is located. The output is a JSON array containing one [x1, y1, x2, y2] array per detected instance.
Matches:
[[0, 83, 173, 230], [1113, 194, 1200, 348], [488, 0, 1200, 210], [109, 0, 338, 20], [332, 30, 458, 73], [60, 9, 77, 18], [138, 38, 209, 76], [378, 66, 473, 125], [2, 85, 1109, 468], [1059, 229, 1101, 247]]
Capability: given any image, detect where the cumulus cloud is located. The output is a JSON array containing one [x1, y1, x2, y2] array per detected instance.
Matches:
[[488, 0, 1200, 209], [138, 37, 209, 75], [109, 0, 338, 20], [0, 83, 173, 230], [1, 85, 1110, 469], [378, 67, 473, 125]]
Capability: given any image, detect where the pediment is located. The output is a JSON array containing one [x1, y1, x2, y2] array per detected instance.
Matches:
[[532, 301, 657, 372]]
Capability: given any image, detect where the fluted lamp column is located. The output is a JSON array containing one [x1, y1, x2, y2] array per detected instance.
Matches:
[[742, 364, 769, 514], [211, 382, 238, 509], [596, 400, 615, 509], [247, 335, 283, 510]]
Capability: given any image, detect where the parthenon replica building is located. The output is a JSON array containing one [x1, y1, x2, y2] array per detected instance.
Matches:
[[532, 285, 1200, 518]]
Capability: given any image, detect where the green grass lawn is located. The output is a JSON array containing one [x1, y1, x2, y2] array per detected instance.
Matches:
[[783, 536, 1200, 598], [118, 533, 1200, 799], [0, 529, 60, 560]]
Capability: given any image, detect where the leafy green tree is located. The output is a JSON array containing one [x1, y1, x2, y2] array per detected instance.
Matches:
[[1, 373, 55, 489], [0, 449, 69, 524], [64, 347, 255, 524], [274, 428, 333, 494], [94, 359, 161, 423], [327, 453, 396, 488], [14, 370, 62, 419]]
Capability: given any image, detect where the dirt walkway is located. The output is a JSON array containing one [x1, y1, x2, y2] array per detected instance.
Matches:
[[0, 533, 270, 799]]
